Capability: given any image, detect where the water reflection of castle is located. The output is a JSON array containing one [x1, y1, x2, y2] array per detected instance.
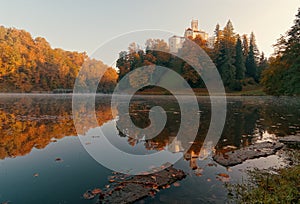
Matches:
[[168, 136, 184, 153], [168, 136, 213, 170]]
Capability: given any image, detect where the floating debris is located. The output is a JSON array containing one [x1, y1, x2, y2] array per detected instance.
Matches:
[[217, 173, 229, 178], [216, 173, 230, 182], [55, 157, 63, 162], [91, 188, 102, 195], [33, 173, 39, 177], [207, 163, 217, 167], [83, 190, 95, 200]]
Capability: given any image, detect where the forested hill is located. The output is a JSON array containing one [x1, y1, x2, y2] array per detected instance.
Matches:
[[0, 26, 117, 93]]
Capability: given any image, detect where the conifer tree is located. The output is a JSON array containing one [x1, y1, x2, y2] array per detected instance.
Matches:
[[235, 35, 246, 80], [261, 8, 300, 95], [242, 34, 249, 59], [246, 32, 259, 81], [217, 20, 236, 88]]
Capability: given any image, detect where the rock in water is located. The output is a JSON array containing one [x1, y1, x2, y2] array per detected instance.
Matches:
[[213, 141, 284, 167], [97, 166, 186, 204]]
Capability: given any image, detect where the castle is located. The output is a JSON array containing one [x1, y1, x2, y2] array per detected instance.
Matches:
[[169, 19, 213, 53]]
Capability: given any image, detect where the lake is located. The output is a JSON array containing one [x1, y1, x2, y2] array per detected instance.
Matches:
[[0, 94, 299, 203]]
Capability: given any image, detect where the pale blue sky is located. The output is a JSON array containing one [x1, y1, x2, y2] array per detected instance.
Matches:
[[0, 0, 299, 61]]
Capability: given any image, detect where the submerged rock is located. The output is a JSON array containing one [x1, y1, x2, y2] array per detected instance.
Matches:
[[213, 141, 284, 167], [97, 166, 186, 204]]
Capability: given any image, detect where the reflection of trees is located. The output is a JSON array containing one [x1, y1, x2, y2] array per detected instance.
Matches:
[[116, 97, 300, 169], [215, 98, 300, 155], [0, 96, 116, 159], [116, 99, 180, 148], [258, 99, 300, 137], [115, 97, 210, 157]]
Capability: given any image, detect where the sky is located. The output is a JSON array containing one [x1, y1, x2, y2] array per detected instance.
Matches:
[[0, 0, 299, 64]]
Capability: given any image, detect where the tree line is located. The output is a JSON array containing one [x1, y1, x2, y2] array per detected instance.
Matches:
[[117, 21, 268, 91], [212, 21, 267, 91], [0, 26, 118, 93], [261, 8, 300, 95]]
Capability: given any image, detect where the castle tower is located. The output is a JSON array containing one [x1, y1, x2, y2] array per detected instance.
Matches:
[[191, 19, 198, 31]]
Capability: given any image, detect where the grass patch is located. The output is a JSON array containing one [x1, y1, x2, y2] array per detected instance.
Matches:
[[227, 150, 300, 204]]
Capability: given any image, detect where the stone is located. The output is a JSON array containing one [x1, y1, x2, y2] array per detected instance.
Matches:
[[97, 166, 186, 204], [213, 141, 284, 167]]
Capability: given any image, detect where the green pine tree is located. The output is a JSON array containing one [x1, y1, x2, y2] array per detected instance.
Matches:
[[235, 35, 246, 80], [246, 32, 259, 81], [261, 8, 300, 95], [217, 20, 236, 89]]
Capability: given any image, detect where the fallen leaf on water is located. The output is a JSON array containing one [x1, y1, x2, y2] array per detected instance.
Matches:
[[83, 190, 95, 200], [216, 173, 230, 182], [216, 176, 230, 182], [91, 188, 102, 195], [55, 157, 63, 162], [207, 163, 216, 167], [173, 182, 180, 187], [33, 173, 39, 177], [217, 173, 230, 178]]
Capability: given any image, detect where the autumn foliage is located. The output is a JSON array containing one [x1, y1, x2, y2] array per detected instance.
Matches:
[[0, 26, 117, 93]]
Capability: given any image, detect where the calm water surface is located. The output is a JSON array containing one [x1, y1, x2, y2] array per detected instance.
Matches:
[[0, 94, 299, 203]]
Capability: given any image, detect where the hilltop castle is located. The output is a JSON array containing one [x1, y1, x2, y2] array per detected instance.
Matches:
[[169, 19, 213, 53]]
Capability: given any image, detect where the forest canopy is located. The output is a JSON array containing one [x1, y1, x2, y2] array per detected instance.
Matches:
[[0, 26, 118, 93]]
